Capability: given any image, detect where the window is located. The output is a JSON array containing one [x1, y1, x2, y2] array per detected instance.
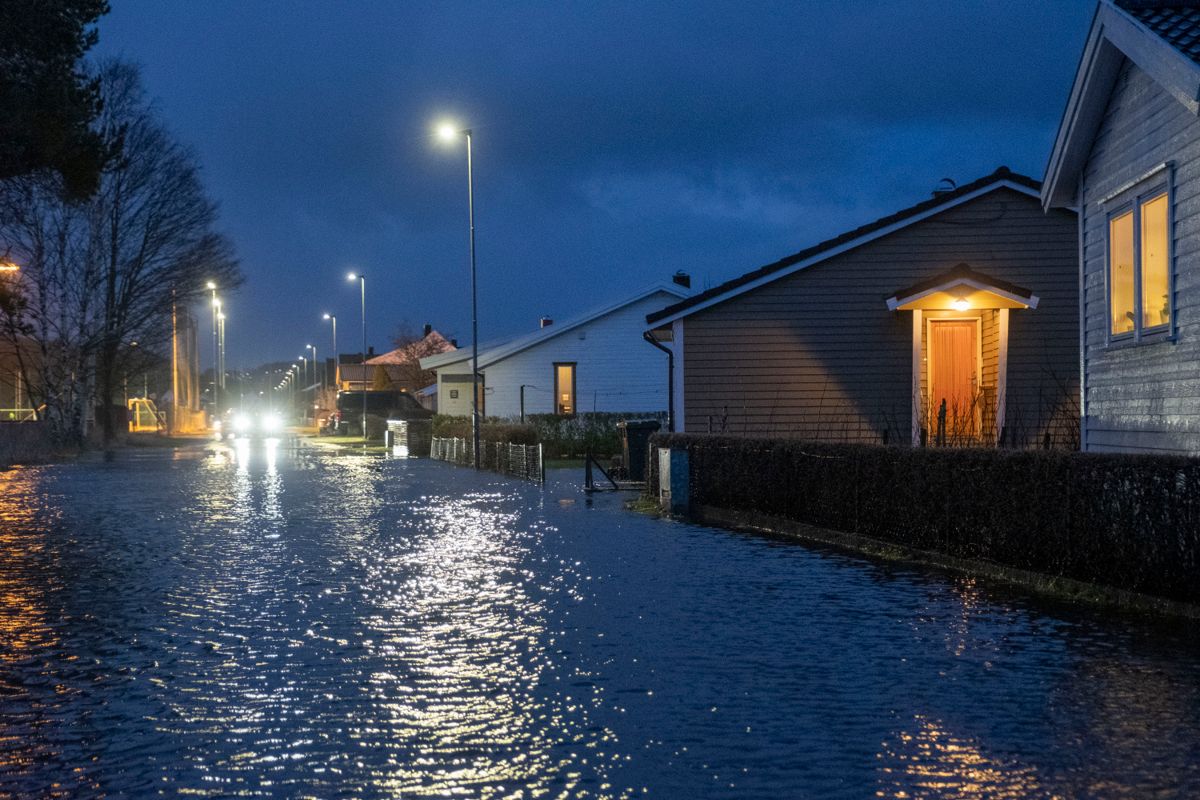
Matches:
[[1108, 188, 1171, 339], [554, 363, 576, 415]]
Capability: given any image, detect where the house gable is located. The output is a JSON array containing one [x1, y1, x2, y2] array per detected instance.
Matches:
[[1043, 0, 1200, 209], [647, 168, 1040, 328]]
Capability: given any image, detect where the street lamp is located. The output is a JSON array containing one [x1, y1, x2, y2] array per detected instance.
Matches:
[[322, 313, 338, 390], [347, 272, 367, 443], [435, 120, 480, 468], [207, 282, 219, 416], [217, 309, 227, 394], [306, 344, 319, 392]]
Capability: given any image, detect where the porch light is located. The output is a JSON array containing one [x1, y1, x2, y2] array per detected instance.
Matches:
[[952, 298, 970, 312]]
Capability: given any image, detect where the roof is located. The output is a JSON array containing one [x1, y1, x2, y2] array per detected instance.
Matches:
[[646, 167, 1042, 327], [885, 263, 1039, 311], [365, 331, 455, 365], [1043, 1, 1200, 207], [420, 281, 691, 372], [1117, 1, 1200, 63]]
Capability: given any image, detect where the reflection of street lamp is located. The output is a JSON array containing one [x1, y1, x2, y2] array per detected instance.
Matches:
[[347, 272, 367, 443], [435, 120, 480, 468], [322, 313, 338, 389]]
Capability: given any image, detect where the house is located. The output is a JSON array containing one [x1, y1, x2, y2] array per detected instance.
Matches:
[[420, 280, 691, 419], [1043, 0, 1200, 454], [645, 168, 1079, 447]]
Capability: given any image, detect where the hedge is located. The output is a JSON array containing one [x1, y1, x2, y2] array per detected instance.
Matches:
[[431, 415, 537, 445], [648, 433, 1200, 604]]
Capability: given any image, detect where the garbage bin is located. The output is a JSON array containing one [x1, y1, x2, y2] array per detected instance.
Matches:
[[617, 419, 661, 483]]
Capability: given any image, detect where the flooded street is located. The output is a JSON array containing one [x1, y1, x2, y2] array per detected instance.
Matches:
[[1, 441, 1199, 798]]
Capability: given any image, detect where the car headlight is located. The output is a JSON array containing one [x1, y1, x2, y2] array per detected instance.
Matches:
[[212, 419, 222, 430], [232, 414, 251, 433], [261, 413, 282, 433]]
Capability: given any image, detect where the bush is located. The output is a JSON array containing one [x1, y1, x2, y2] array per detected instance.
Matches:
[[527, 411, 667, 458], [432, 414, 537, 445], [649, 433, 1200, 604]]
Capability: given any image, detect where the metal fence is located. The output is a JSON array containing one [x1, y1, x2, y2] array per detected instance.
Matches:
[[430, 437, 545, 483]]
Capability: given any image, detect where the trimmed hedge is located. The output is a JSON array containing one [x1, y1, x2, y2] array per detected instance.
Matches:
[[432, 415, 537, 445], [527, 412, 667, 458], [649, 433, 1200, 604]]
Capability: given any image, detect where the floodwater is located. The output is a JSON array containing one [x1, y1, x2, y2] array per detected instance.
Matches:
[[1, 440, 1199, 799]]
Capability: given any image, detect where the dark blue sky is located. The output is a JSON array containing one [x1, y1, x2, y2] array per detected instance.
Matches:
[[96, 0, 1095, 369]]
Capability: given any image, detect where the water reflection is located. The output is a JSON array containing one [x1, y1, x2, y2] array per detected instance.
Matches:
[[1, 451, 1200, 798], [876, 715, 1041, 798]]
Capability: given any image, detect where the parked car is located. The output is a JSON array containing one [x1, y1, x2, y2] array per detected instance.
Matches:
[[335, 391, 432, 436]]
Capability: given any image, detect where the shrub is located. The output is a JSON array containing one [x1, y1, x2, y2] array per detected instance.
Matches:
[[649, 433, 1200, 604], [526, 411, 667, 458], [432, 414, 537, 445]]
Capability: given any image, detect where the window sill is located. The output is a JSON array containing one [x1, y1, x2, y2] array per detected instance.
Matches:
[[1103, 331, 1176, 351]]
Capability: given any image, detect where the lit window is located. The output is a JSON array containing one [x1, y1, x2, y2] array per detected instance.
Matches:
[[1108, 189, 1171, 339], [554, 363, 575, 415]]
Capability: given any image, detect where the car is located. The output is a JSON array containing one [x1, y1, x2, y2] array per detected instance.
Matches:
[[224, 409, 286, 439], [335, 390, 431, 436]]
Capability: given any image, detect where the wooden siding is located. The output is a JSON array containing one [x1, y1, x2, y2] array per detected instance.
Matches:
[[1080, 59, 1200, 453], [682, 188, 1079, 446]]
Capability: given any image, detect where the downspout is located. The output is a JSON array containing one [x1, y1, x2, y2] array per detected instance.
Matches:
[[643, 331, 674, 433]]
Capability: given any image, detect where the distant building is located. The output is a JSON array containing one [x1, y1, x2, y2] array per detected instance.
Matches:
[[646, 168, 1080, 447], [1043, 0, 1200, 453], [421, 282, 691, 419]]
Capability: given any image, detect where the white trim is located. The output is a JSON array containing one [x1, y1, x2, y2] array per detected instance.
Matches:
[[672, 319, 685, 431], [911, 309, 922, 446], [886, 277, 1039, 311], [997, 308, 1010, 445], [648, 180, 1041, 328], [423, 282, 690, 372], [1098, 161, 1174, 205], [1044, 2, 1200, 209]]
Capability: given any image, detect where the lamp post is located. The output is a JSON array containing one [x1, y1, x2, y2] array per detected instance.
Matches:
[[306, 343, 319, 392], [217, 309, 227, 394], [207, 282, 218, 416], [322, 313, 338, 390], [436, 121, 480, 468], [347, 273, 367, 443]]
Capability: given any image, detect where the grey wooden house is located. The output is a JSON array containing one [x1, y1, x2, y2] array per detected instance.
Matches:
[[1043, 0, 1200, 454], [646, 168, 1079, 447]]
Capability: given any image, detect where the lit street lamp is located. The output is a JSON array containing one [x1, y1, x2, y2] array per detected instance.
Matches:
[[347, 272, 367, 443], [306, 344, 319, 391], [435, 120, 480, 468]]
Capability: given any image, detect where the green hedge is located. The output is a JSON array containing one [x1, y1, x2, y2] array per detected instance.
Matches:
[[649, 433, 1200, 604], [527, 412, 666, 458], [432, 415, 537, 445]]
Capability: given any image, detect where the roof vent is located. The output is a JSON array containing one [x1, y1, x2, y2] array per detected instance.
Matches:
[[539, 316, 554, 329], [932, 178, 957, 197], [672, 271, 691, 289]]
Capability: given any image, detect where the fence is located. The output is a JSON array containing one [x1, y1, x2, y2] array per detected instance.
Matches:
[[430, 436, 545, 483]]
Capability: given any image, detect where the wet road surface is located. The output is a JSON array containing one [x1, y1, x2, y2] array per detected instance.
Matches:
[[1, 439, 1199, 798]]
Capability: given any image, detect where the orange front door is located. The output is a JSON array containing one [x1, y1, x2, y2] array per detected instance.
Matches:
[[929, 320, 978, 436]]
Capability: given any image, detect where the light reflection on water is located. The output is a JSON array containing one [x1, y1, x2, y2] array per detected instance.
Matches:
[[1, 446, 1199, 798]]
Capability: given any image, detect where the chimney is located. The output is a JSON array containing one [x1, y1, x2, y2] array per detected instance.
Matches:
[[368, 346, 375, 356], [422, 323, 432, 337], [672, 271, 691, 289], [539, 316, 554, 329], [450, 338, 458, 347]]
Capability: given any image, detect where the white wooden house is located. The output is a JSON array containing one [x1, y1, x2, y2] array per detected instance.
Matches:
[[421, 282, 690, 419], [1043, 0, 1200, 453]]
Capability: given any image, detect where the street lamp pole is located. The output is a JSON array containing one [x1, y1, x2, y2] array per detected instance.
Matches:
[[207, 282, 218, 416], [322, 314, 338, 390], [436, 122, 480, 468], [348, 273, 367, 443]]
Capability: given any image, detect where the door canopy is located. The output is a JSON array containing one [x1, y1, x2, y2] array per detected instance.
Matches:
[[885, 263, 1038, 312]]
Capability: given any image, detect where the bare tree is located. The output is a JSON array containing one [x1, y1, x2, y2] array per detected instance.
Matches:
[[0, 60, 240, 444], [387, 322, 455, 393]]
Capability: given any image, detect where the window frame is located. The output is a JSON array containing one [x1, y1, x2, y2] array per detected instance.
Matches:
[[553, 362, 577, 416], [1103, 168, 1175, 347]]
